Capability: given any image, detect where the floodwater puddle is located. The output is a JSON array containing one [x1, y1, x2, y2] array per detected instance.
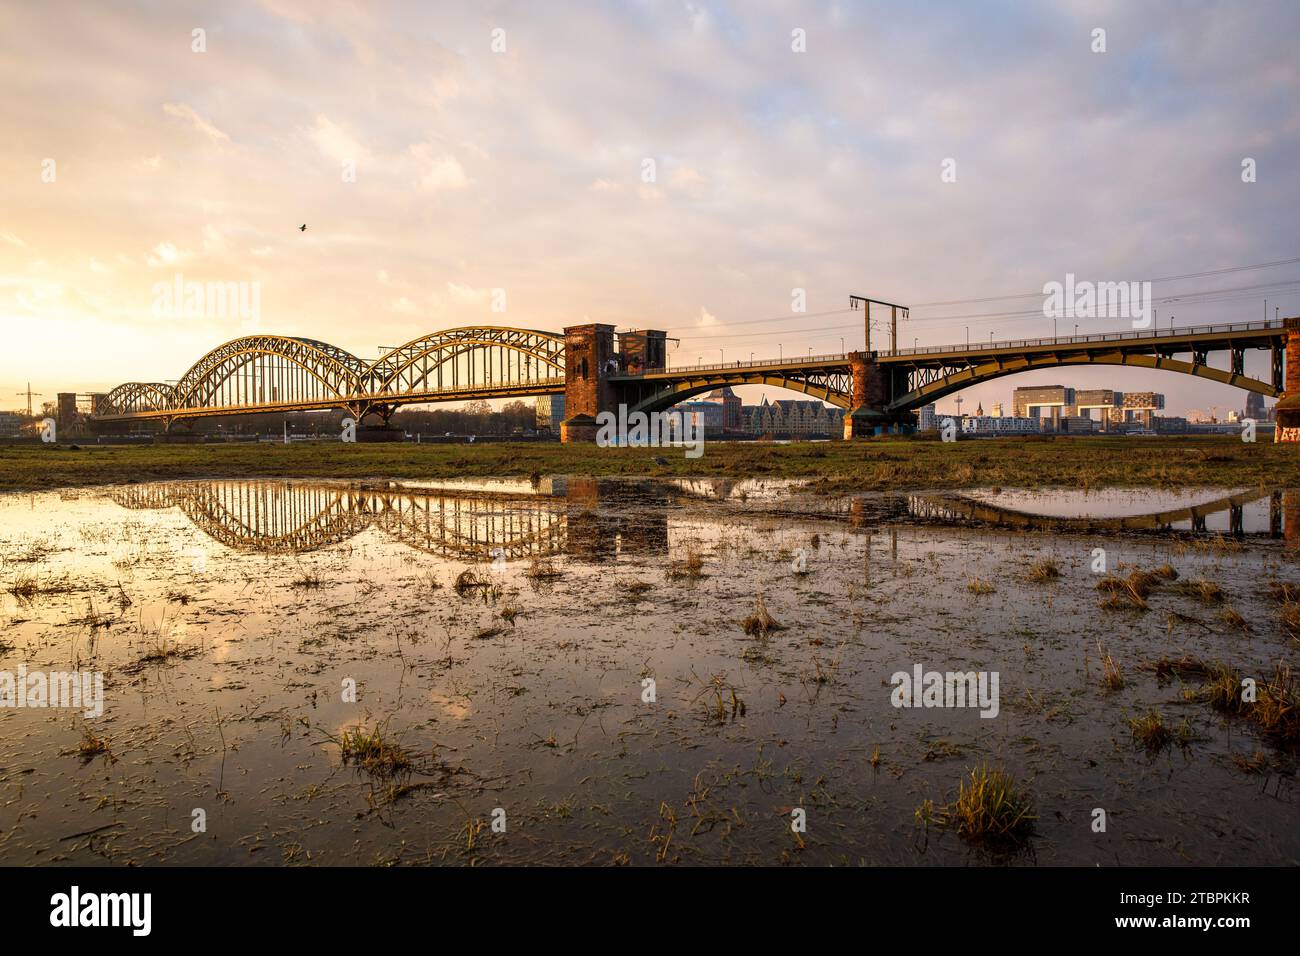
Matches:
[[0, 478, 1296, 864]]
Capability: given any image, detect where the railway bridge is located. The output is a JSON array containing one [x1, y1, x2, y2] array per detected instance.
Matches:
[[88, 314, 1300, 441]]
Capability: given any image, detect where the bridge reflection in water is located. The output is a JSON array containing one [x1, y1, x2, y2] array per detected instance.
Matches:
[[110, 478, 674, 563], [844, 488, 1300, 540], [110, 480, 1300, 561]]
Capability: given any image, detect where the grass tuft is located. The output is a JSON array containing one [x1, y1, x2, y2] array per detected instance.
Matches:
[[337, 722, 414, 777], [741, 593, 782, 638], [915, 765, 1035, 846]]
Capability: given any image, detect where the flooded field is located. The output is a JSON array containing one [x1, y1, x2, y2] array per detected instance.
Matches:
[[1, 477, 1296, 866]]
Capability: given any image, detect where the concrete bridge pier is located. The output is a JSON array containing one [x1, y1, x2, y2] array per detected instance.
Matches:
[[1275, 317, 1300, 442], [843, 352, 891, 439]]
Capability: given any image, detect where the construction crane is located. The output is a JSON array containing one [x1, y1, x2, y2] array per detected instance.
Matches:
[[15, 382, 42, 416]]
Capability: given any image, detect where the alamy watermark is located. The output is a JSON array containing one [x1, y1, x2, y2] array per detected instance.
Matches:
[[152, 273, 261, 322], [1042, 273, 1152, 329], [595, 405, 704, 458], [50, 886, 150, 936], [890, 663, 999, 718], [0, 665, 103, 718]]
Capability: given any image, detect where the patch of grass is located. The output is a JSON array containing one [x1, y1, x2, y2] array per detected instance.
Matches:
[[453, 568, 489, 596], [1175, 578, 1226, 605], [1026, 558, 1060, 582], [966, 577, 996, 595], [1278, 598, 1300, 641], [1096, 569, 1161, 610], [5, 436, 1300, 494], [1126, 710, 1195, 753], [915, 766, 1035, 847], [1252, 664, 1300, 747], [8, 574, 39, 600], [1097, 641, 1124, 690], [1267, 581, 1300, 604], [76, 726, 111, 761], [1218, 607, 1250, 632], [622, 579, 653, 600], [289, 571, 323, 590], [7, 573, 75, 602], [526, 557, 564, 582], [1199, 663, 1247, 713], [1139, 654, 1212, 681], [1231, 749, 1271, 774], [667, 549, 705, 580], [337, 722, 414, 777], [741, 593, 782, 638]]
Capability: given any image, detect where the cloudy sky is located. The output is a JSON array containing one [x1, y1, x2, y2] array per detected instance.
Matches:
[[2, 0, 1298, 418]]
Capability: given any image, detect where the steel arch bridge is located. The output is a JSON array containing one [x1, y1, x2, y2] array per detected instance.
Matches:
[[89, 317, 1292, 432], [609, 320, 1287, 419], [93, 326, 567, 425], [110, 480, 569, 560]]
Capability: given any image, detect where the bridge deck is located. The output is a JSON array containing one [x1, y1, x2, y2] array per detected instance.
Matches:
[[612, 320, 1283, 379]]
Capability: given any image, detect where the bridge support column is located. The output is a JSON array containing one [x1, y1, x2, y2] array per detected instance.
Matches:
[[1275, 317, 1300, 443], [561, 323, 617, 443], [843, 352, 889, 439]]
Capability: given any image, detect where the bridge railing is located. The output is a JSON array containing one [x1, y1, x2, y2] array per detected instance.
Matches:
[[618, 353, 850, 377], [95, 376, 568, 418], [613, 320, 1284, 378], [886, 320, 1284, 358]]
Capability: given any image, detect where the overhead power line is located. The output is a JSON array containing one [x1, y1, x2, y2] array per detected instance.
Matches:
[[664, 255, 1300, 335]]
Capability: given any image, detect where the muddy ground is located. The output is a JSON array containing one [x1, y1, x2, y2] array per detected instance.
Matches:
[[0, 478, 1295, 865]]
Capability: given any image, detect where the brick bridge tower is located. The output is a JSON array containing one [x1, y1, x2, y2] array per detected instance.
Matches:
[[1275, 317, 1300, 443], [843, 353, 892, 438], [561, 324, 671, 442], [560, 323, 617, 443]]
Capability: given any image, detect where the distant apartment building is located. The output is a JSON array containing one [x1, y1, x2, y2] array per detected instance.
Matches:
[[675, 387, 742, 437], [918, 403, 938, 431], [1060, 415, 1096, 434], [1013, 386, 1076, 430], [1011, 384, 1165, 432], [1119, 391, 1165, 430], [744, 397, 845, 438], [535, 394, 565, 434]]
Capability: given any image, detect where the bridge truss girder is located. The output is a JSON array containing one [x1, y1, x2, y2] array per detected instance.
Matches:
[[885, 348, 1279, 415], [92, 327, 568, 424], [619, 368, 852, 416]]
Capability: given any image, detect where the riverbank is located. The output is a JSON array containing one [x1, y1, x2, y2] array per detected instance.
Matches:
[[2, 435, 1298, 494]]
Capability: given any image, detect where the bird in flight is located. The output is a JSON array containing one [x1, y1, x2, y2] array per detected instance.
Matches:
[[299, 224, 307, 232]]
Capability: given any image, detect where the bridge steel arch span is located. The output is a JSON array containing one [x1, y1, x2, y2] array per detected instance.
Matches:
[[93, 326, 569, 425], [884, 350, 1279, 417], [620, 369, 852, 417], [169, 335, 369, 418], [365, 326, 565, 394], [97, 382, 179, 417]]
